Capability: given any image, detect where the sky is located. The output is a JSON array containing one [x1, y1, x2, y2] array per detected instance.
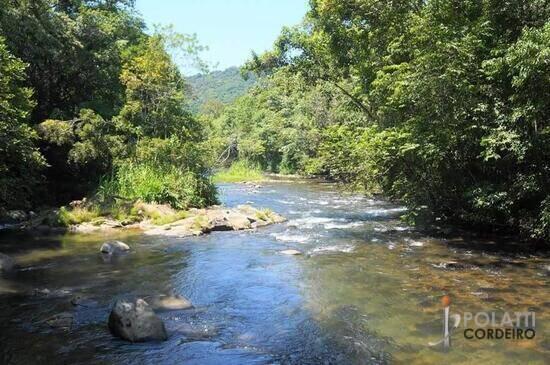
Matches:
[[135, 0, 308, 75]]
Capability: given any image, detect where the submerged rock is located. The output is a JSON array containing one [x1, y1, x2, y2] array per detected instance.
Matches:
[[0, 253, 15, 273], [108, 298, 167, 342], [281, 249, 302, 256], [100, 241, 130, 255], [149, 294, 193, 311], [432, 261, 468, 270], [46, 312, 74, 330], [70, 294, 97, 307], [174, 323, 219, 341], [32, 288, 72, 298]]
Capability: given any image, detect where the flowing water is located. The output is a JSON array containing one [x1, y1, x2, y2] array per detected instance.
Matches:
[[0, 180, 548, 364]]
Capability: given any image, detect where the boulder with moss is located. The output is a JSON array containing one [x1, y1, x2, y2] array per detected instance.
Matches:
[[143, 205, 285, 237]]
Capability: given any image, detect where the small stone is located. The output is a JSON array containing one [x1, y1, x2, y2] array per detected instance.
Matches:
[[70, 295, 83, 306], [0, 253, 15, 273], [100, 241, 130, 255], [33, 288, 51, 296]]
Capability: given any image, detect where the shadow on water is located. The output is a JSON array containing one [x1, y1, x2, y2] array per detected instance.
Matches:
[[0, 180, 548, 364]]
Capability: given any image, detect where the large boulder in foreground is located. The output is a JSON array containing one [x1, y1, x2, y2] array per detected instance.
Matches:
[[100, 240, 130, 255], [0, 253, 15, 274], [108, 298, 167, 342]]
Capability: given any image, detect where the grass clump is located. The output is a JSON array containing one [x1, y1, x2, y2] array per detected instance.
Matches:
[[97, 162, 218, 210], [212, 160, 264, 183], [52, 199, 191, 228], [57, 206, 100, 226], [149, 210, 189, 225], [255, 208, 275, 222], [191, 214, 209, 231], [129, 200, 189, 225]]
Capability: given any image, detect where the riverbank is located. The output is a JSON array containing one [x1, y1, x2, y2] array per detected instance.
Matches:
[[0, 199, 285, 237], [75, 203, 286, 236]]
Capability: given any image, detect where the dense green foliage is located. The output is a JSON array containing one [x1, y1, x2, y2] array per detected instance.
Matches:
[[208, 0, 550, 241], [0, 0, 215, 211], [2, 0, 548, 240], [0, 36, 45, 209], [187, 66, 257, 113], [97, 137, 217, 209]]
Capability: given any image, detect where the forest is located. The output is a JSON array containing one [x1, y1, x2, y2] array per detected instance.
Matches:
[[207, 0, 550, 241], [0, 0, 217, 218], [187, 66, 256, 113], [1, 0, 549, 241]]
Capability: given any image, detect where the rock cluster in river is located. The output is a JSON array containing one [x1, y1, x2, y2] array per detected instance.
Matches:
[[142, 205, 286, 237]]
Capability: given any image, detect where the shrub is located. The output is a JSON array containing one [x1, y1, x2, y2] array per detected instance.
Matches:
[[57, 206, 100, 226], [212, 160, 264, 183], [98, 162, 217, 210]]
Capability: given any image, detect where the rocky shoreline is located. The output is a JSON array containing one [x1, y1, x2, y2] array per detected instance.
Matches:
[[0, 204, 286, 237], [141, 204, 286, 237]]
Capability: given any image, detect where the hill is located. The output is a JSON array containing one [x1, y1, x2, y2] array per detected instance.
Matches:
[[187, 66, 257, 113]]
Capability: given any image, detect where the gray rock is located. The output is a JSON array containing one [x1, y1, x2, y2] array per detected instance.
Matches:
[[100, 240, 130, 255], [108, 298, 167, 342], [224, 211, 252, 230], [0, 253, 15, 273]]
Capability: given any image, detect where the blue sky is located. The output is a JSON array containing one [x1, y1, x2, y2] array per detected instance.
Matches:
[[135, 0, 308, 75]]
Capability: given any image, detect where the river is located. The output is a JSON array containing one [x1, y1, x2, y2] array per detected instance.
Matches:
[[0, 180, 548, 364]]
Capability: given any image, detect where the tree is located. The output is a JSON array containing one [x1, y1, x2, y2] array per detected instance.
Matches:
[[116, 34, 199, 140], [0, 37, 45, 209]]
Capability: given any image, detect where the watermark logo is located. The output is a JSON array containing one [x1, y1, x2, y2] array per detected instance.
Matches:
[[429, 295, 536, 350]]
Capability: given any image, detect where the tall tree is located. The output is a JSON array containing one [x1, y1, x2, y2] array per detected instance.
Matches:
[[0, 37, 45, 209]]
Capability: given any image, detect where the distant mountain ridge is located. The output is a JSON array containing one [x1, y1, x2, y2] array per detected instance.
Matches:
[[187, 66, 257, 113]]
